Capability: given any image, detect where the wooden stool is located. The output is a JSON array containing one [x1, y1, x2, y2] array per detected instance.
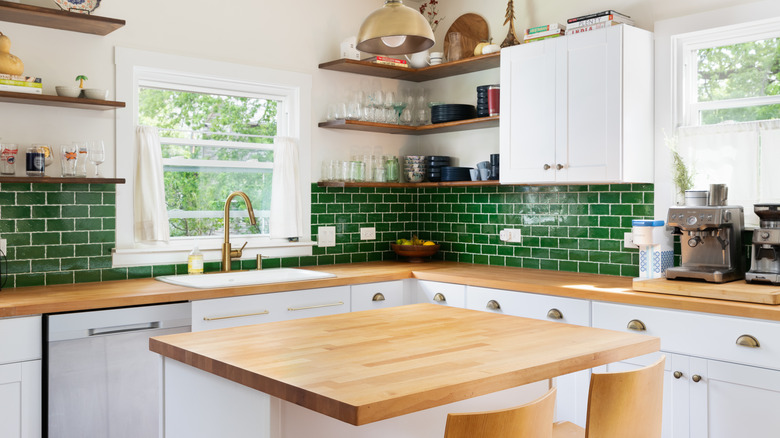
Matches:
[[444, 387, 557, 438]]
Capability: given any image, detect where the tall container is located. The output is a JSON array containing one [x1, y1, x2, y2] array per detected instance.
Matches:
[[632, 220, 674, 279]]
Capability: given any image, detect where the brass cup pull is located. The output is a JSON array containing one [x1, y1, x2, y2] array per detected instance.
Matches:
[[673, 371, 683, 379], [433, 293, 446, 303], [372, 293, 386, 302], [736, 334, 760, 348], [543, 164, 551, 170], [547, 308, 563, 320], [556, 163, 564, 170], [627, 319, 646, 331], [692, 374, 702, 383], [486, 300, 501, 310]]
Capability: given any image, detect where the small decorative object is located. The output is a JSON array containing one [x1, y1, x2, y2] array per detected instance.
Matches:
[[666, 132, 694, 204], [0, 32, 24, 76], [418, 0, 444, 32], [75, 74, 88, 89], [500, 0, 521, 48], [391, 235, 439, 263], [53, 0, 101, 14]]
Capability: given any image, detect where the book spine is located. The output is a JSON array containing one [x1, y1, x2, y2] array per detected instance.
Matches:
[[567, 10, 630, 24], [0, 79, 43, 88], [0, 84, 43, 94], [373, 61, 409, 67], [523, 33, 564, 43], [525, 23, 563, 35], [565, 21, 623, 35], [567, 14, 633, 29], [374, 56, 407, 65], [524, 29, 564, 40], [0, 74, 42, 82]]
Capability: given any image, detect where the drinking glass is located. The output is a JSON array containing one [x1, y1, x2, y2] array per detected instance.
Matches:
[[60, 144, 78, 177], [447, 32, 463, 62], [0, 144, 18, 175], [372, 90, 385, 123], [32, 144, 53, 175], [89, 139, 106, 177], [384, 91, 396, 124]]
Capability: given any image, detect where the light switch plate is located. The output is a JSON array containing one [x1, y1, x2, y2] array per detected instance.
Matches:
[[624, 232, 637, 248], [318, 226, 336, 247], [0, 238, 5, 255], [499, 228, 522, 243], [360, 227, 376, 240]]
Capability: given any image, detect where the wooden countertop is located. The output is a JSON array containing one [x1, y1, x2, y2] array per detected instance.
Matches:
[[149, 303, 660, 425], [4, 261, 780, 321]]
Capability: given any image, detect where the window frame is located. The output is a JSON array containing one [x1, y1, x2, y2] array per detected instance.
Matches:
[[113, 47, 313, 268]]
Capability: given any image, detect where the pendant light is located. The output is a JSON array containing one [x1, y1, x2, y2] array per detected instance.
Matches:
[[356, 0, 435, 56]]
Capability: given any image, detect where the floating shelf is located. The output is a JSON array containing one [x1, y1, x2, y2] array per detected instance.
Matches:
[[318, 180, 500, 188], [318, 116, 499, 135], [318, 52, 500, 82], [0, 176, 125, 184], [0, 91, 125, 110], [0, 1, 125, 35]]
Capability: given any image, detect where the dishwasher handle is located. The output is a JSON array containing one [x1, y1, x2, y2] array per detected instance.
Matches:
[[88, 321, 161, 336]]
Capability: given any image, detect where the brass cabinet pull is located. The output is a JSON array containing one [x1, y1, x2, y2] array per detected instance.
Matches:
[[543, 164, 551, 170], [692, 374, 702, 383], [736, 334, 760, 348], [372, 293, 386, 302], [433, 293, 447, 303], [547, 308, 563, 320], [673, 371, 683, 379], [288, 302, 344, 312], [486, 300, 501, 310], [556, 163, 564, 170], [627, 319, 646, 331], [203, 310, 269, 321]]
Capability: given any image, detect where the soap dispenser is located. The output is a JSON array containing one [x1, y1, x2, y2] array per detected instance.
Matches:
[[187, 246, 204, 275]]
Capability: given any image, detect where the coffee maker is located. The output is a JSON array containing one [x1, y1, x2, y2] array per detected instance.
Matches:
[[666, 185, 745, 283], [746, 204, 780, 285]]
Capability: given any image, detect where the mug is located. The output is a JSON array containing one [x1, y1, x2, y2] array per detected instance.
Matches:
[[430, 51, 443, 65], [476, 161, 490, 169], [405, 50, 430, 68], [468, 168, 478, 181], [479, 168, 491, 180], [708, 184, 728, 206]]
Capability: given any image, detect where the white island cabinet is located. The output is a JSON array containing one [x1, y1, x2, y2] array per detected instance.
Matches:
[[0, 315, 41, 438], [499, 24, 653, 184]]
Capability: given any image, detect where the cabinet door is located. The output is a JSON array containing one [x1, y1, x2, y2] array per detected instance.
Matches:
[[0, 360, 41, 438], [351, 281, 405, 312], [500, 38, 558, 183]]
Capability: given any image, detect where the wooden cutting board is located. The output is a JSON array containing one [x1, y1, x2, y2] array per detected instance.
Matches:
[[633, 277, 780, 305], [443, 13, 489, 61]]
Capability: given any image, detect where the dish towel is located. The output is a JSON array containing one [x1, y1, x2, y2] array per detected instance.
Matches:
[[134, 126, 170, 243], [269, 136, 303, 239]]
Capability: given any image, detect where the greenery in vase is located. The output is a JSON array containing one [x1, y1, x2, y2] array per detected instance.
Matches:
[[665, 132, 694, 197]]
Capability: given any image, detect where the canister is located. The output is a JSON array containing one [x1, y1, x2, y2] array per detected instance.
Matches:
[[488, 85, 500, 116], [632, 220, 674, 279]]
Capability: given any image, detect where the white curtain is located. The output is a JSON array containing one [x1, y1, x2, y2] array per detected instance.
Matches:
[[269, 137, 303, 239], [134, 126, 170, 243]]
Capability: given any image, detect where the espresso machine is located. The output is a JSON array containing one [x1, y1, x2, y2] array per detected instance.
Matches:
[[666, 185, 745, 283], [746, 204, 780, 285]]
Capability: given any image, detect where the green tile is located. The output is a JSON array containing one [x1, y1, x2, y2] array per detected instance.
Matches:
[[47, 245, 75, 258], [16, 192, 46, 205], [75, 192, 103, 204], [0, 183, 31, 192], [89, 256, 112, 270], [89, 231, 114, 243], [46, 271, 74, 285], [101, 268, 128, 281], [31, 259, 59, 272], [15, 273, 45, 287], [31, 233, 60, 245], [6, 260, 30, 274], [75, 270, 101, 283], [61, 231, 89, 244], [75, 244, 102, 257], [46, 192, 75, 205], [61, 183, 90, 192], [32, 206, 60, 218], [61, 257, 89, 271], [47, 219, 75, 232], [16, 219, 45, 232], [89, 206, 114, 218], [2, 206, 31, 219]]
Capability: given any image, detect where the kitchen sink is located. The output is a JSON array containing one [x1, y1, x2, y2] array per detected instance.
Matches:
[[155, 268, 336, 289]]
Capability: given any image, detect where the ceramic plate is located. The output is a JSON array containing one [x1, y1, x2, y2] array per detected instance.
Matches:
[[53, 0, 101, 14]]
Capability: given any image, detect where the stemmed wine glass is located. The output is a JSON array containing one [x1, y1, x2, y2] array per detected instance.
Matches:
[[89, 140, 105, 177]]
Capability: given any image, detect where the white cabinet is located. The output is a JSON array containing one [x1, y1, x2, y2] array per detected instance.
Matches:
[[351, 281, 406, 312], [192, 286, 350, 331], [500, 25, 653, 184], [0, 316, 42, 438], [414, 281, 466, 308]]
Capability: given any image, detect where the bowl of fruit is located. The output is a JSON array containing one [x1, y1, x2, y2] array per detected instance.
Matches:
[[391, 236, 440, 263]]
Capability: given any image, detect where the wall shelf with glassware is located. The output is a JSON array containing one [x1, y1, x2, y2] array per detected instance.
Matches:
[[318, 116, 499, 135], [317, 180, 500, 188], [0, 0, 125, 35], [318, 52, 500, 82], [0, 90, 126, 110], [0, 176, 125, 184]]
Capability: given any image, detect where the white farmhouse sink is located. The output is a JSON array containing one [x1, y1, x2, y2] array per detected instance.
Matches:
[[155, 268, 336, 289]]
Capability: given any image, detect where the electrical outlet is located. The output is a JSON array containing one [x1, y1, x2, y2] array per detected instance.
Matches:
[[0, 238, 5, 254], [360, 227, 376, 240], [318, 226, 336, 247], [624, 232, 638, 248], [499, 229, 522, 243]]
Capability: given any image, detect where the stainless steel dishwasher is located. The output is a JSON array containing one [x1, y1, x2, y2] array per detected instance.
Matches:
[[45, 302, 191, 438]]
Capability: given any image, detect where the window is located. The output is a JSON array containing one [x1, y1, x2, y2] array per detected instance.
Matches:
[[114, 48, 312, 267]]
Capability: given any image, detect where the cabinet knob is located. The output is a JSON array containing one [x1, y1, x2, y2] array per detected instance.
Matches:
[[556, 163, 564, 170], [372, 293, 386, 302], [433, 293, 447, 303], [627, 319, 646, 331], [486, 300, 501, 310], [543, 164, 551, 170], [673, 371, 683, 379], [547, 308, 563, 320], [736, 334, 760, 348], [692, 374, 702, 383]]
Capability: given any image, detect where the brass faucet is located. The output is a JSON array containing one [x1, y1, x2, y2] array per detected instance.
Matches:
[[221, 191, 257, 272]]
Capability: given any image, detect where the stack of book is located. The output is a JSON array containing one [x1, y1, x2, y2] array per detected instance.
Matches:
[[363, 56, 409, 68], [566, 10, 634, 35], [0, 74, 43, 94], [523, 23, 565, 44]]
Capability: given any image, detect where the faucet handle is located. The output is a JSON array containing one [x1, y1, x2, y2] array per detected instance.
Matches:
[[231, 241, 249, 258]]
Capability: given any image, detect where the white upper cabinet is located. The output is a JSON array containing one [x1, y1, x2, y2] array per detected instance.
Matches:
[[500, 25, 653, 184]]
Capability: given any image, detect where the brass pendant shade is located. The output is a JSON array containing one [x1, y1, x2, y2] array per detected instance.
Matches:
[[356, 0, 435, 56]]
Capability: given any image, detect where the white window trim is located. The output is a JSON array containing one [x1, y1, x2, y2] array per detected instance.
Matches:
[[113, 47, 313, 267]]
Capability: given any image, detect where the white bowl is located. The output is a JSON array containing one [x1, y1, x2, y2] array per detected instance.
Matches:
[[83, 88, 108, 100], [55, 86, 80, 98]]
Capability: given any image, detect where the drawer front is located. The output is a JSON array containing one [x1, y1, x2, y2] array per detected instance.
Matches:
[[351, 281, 405, 312], [281, 286, 350, 321], [416, 281, 466, 308], [467, 287, 590, 326], [0, 316, 41, 365], [592, 302, 780, 370]]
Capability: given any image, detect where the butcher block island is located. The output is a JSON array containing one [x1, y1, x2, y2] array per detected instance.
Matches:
[[150, 303, 659, 438]]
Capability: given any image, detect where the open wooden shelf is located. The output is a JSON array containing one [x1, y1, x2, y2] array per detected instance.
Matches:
[[0, 176, 125, 184], [318, 180, 500, 188], [318, 52, 500, 82], [318, 116, 499, 135], [0, 0, 125, 35], [0, 90, 125, 110]]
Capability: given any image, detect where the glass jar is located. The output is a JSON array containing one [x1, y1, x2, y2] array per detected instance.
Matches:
[[25, 146, 45, 176], [384, 156, 399, 182]]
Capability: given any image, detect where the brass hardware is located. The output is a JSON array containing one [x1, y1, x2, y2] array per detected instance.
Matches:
[[673, 371, 683, 379], [547, 308, 563, 320], [372, 293, 386, 302], [487, 300, 501, 310], [288, 302, 345, 312], [203, 310, 269, 321], [736, 334, 760, 348], [556, 163, 564, 170], [221, 191, 257, 272], [692, 374, 702, 383], [543, 164, 551, 170], [256, 254, 263, 270], [433, 293, 446, 302], [627, 319, 646, 331]]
